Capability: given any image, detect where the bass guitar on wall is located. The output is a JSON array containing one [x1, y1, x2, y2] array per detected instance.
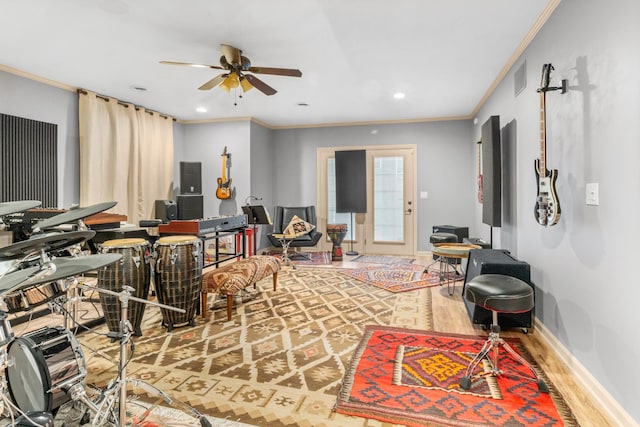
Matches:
[[216, 146, 233, 200], [534, 63, 566, 226]]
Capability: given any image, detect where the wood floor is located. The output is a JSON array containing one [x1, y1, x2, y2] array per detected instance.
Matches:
[[6, 252, 616, 426], [334, 254, 614, 427]]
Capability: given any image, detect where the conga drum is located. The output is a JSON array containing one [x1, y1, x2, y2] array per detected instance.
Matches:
[[326, 224, 348, 261], [153, 235, 202, 331], [97, 238, 151, 336]]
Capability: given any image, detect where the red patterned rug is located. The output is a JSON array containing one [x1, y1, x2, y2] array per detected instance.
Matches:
[[335, 325, 578, 427], [341, 263, 462, 292]]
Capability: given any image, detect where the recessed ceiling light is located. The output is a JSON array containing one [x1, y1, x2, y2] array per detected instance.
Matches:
[[131, 86, 147, 92], [297, 102, 309, 107], [393, 92, 405, 99], [196, 107, 207, 113]]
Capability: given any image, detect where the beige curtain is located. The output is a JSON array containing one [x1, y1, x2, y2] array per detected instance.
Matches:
[[79, 91, 174, 226]]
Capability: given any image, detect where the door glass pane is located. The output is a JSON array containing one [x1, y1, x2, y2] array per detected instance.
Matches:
[[328, 158, 356, 241], [374, 156, 404, 242]]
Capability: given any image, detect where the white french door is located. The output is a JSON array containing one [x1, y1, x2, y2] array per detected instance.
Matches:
[[317, 145, 416, 256]]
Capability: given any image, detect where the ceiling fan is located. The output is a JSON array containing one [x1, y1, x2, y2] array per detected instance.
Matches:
[[160, 44, 302, 96]]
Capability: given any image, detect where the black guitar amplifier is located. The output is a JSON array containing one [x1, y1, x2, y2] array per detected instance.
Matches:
[[462, 249, 533, 330], [432, 225, 468, 242]]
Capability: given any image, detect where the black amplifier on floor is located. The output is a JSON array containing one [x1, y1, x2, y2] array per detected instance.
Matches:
[[432, 225, 468, 242], [462, 249, 533, 330]]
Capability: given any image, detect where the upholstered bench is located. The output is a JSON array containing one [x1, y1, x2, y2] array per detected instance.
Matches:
[[201, 255, 281, 321]]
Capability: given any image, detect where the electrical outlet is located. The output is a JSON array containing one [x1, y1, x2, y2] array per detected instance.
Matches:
[[586, 183, 599, 205]]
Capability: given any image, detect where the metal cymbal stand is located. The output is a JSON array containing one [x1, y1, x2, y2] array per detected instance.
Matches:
[[72, 284, 210, 426]]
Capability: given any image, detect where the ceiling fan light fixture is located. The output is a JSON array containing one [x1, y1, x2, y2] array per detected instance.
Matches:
[[239, 77, 253, 92]]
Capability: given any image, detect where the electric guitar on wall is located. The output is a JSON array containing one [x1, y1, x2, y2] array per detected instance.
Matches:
[[216, 146, 233, 200], [534, 63, 561, 226], [477, 140, 483, 203]]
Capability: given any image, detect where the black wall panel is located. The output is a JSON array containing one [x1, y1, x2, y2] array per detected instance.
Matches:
[[481, 116, 502, 227], [335, 150, 367, 213]]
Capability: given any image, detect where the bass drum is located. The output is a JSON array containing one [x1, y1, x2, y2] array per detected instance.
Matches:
[[5, 326, 86, 413]]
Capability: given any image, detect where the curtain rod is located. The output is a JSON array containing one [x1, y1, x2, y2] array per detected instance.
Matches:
[[77, 89, 175, 121]]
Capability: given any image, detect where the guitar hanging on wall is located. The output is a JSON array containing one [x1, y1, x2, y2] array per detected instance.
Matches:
[[216, 146, 233, 200], [477, 140, 483, 203], [534, 63, 566, 226]]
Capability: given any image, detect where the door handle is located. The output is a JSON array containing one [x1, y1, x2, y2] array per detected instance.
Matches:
[[405, 208, 412, 214]]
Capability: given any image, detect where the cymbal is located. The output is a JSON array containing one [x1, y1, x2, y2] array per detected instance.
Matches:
[[43, 253, 122, 283], [32, 201, 117, 231], [0, 266, 41, 294], [0, 253, 122, 294], [0, 230, 96, 258], [0, 200, 42, 217]]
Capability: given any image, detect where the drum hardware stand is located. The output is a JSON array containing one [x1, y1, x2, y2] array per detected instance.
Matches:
[[76, 284, 210, 426]]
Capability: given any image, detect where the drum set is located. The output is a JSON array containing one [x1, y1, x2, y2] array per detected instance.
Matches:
[[0, 200, 210, 426]]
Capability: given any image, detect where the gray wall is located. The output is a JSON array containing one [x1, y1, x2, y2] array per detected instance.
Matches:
[[271, 121, 474, 251], [472, 0, 640, 420], [179, 121, 251, 218], [0, 71, 79, 208]]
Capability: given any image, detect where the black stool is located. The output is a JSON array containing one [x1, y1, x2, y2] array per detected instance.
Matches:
[[459, 274, 548, 393]]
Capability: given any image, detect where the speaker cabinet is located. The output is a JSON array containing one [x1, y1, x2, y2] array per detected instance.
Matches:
[[462, 249, 533, 329], [177, 194, 203, 220], [432, 225, 468, 242], [154, 200, 177, 223], [180, 161, 202, 194]]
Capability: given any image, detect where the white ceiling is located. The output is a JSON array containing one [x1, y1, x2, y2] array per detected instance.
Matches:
[[0, 0, 553, 128]]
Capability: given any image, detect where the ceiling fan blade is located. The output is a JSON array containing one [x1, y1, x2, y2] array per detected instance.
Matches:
[[244, 74, 277, 95], [248, 66, 302, 77], [221, 44, 242, 65], [160, 60, 224, 70], [198, 73, 227, 91]]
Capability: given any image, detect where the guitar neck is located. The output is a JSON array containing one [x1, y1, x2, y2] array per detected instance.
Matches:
[[220, 155, 228, 181], [538, 91, 547, 174]]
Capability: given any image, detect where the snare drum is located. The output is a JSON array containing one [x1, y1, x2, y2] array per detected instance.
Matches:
[[97, 238, 151, 336], [3, 280, 67, 314], [5, 326, 86, 413], [153, 235, 202, 331]]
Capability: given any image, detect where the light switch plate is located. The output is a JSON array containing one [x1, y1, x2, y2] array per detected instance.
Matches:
[[420, 191, 429, 199], [586, 183, 599, 205]]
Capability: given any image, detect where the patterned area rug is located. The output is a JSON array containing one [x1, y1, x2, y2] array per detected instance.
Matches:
[[350, 255, 414, 265], [78, 268, 433, 427], [341, 263, 461, 292], [262, 250, 332, 266], [392, 345, 500, 399], [335, 325, 579, 427]]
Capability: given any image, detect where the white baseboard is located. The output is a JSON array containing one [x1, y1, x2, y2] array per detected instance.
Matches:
[[535, 319, 639, 427]]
